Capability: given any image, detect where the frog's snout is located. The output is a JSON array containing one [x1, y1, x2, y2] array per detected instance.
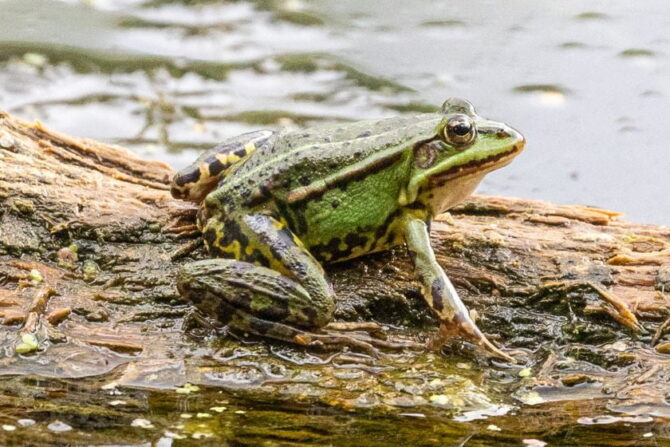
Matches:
[[508, 126, 526, 153]]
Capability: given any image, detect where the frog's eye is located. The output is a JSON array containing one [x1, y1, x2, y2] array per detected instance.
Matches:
[[443, 114, 476, 146]]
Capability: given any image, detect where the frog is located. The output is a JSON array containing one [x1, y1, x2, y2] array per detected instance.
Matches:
[[171, 98, 525, 360]]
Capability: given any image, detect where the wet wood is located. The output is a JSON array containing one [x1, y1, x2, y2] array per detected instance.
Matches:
[[1, 110, 669, 428]]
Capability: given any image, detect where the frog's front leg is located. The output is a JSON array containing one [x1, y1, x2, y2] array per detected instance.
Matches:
[[402, 216, 514, 362], [177, 213, 380, 353]]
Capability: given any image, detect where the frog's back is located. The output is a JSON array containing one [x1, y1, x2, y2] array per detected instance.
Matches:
[[205, 114, 440, 261], [218, 114, 440, 201]]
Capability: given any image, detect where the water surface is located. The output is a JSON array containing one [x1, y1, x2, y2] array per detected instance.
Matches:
[[0, 0, 668, 222]]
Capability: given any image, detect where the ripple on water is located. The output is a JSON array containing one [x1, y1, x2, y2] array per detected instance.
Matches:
[[574, 12, 610, 21], [559, 41, 588, 50], [619, 48, 657, 59], [419, 19, 466, 28]]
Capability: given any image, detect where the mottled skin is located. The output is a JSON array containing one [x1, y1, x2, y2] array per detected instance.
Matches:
[[172, 98, 525, 359]]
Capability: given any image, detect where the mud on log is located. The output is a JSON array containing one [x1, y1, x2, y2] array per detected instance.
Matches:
[[1, 110, 670, 429]]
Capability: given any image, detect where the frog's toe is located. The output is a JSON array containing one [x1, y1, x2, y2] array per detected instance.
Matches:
[[439, 314, 516, 363], [297, 332, 382, 357]]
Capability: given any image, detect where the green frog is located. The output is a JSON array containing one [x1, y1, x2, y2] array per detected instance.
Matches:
[[172, 98, 525, 360]]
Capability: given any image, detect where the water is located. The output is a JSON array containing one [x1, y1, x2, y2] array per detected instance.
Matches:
[[0, 0, 668, 223]]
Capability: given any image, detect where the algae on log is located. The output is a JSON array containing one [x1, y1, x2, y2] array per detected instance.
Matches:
[[1, 111, 670, 442]]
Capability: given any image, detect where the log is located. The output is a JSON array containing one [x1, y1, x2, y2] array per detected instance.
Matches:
[[1, 111, 669, 443]]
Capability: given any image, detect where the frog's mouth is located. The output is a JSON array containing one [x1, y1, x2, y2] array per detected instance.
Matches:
[[430, 140, 524, 186]]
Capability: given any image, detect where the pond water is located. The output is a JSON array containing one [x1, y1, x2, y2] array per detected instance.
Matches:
[[0, 0, 668, 223]]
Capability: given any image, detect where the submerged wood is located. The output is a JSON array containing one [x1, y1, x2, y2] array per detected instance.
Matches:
[[1, 111, 669, 441]]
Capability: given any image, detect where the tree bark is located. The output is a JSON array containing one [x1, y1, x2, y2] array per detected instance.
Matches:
[[1, 110, 669, 423]]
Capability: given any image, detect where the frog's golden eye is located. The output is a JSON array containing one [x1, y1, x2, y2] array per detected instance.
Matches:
[[443, 114, 476, 146]]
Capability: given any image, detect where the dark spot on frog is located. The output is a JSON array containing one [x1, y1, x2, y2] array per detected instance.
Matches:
[[356, 130, 372, 138], [244, 248, 270, 268], [293, 208, 309, 235], [228, 261, 256, 276], [249, 317, 272, 335], [203, 227, 218, 249], [374, 209, 401, 241], [206, 157, 226, 176], [301, 306, 318, 327], [210, 298, 234, 325], [245, 184, 273, 208], [174, 168, 200, 186], [290, 260, 309, 278], [209, 219, 249, 258], [233, 147, 248, 158], [276, 201, 302, 235], [331, 200, 340, 209], [344, 232, 369, 252], [310, 237, 345, 263], [406, 201, 427, 210], [251, 293, 291, 323], [227, 290, 253, 315], [431, 278, 446, 312], [299, 176, 311, 186]]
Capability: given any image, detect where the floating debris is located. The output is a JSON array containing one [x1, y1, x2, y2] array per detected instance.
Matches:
[[175, 383, 200, 394], [29, 269, 43, 283], [47, 421, 72, 432], [15, 334, 39, 354], [131, 418, 155, 429]]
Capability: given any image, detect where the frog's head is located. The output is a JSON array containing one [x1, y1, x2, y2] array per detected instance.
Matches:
[[406, 98, 525, 215]]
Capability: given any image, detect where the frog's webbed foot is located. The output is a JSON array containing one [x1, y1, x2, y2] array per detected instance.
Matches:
[[294, 332, 381, 356], [322, 322, 423, 350], [403, 216, 516, 363], [304, 326, 422, 354], [435, 314, 515, 363]]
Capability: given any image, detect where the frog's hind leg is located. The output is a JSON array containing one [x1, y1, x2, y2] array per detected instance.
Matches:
[[171, 130, 276, 202], [178, 259, 382, 355], [178, 213, 385, 354]]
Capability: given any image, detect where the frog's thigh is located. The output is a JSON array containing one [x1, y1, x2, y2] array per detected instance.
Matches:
[[183, 213, 334, 329], [238, 213, 335, 327]]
